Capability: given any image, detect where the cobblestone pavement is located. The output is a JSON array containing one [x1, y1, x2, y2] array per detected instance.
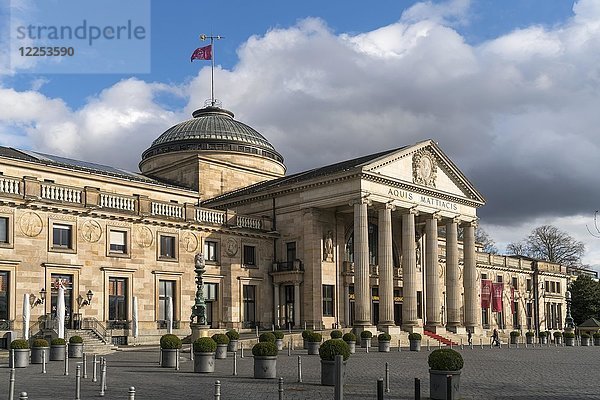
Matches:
[[1, 343, 599, 399]]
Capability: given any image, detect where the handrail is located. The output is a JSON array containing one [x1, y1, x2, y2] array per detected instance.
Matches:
[[81, 317, 110, 344]]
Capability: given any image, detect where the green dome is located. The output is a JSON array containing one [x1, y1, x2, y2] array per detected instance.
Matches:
[[141, 106, 283, 163]]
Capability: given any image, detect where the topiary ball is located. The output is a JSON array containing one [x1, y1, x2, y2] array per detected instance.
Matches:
[[302, 330, 313, 339], [160, 334, 182, 349], [428, 348, 464, 371], [342, 332, 356, 342], [564, 332, 575, 338], [307, 332, 322, 343], [408, 333, 422, 341], [360, 331, 373, 339], [252, 341, 278, 357], [51, 338, 66, 346], [581, 333, 591, 338], [510, 331, 520, 337], [319, 339, 350, 361], [226, 330, 240, 341], [10, 339, 29, 349], [32, 338, 49, 348], [273, 330, 285, 340], [378, 333, 391, 341], [330, 330, 343, 339], [259, 332, 276, 343], [69, 335, 83, 344], [211, 333, 230, 345], [193, 337, 217, 353]]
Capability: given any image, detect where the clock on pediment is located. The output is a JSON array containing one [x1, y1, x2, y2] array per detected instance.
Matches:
[[412, 149, 437, 188]]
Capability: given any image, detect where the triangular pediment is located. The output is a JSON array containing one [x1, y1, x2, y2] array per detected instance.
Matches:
[[362, 140, 485, 204]]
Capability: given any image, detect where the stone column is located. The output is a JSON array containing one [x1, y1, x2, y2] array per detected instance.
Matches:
[[445, 220, 462, 332], [401, 210, 418, 329], [273, 283, 280, 328], [378, 204, 395, 327], [425, 216, 443, 332], [463, 222, 478, 330], [353, 199, 371, 327], [294, 283, 301, 328]]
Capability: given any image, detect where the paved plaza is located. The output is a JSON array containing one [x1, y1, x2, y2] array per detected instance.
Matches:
[[1, 343, 598, 399]]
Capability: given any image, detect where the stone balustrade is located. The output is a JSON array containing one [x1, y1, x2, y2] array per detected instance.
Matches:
[[236, 215, 262, 229], [196, 208, 226, 225], [0, 176, 20, 195], [100, 193, 136, 212], [151, 201, 184, 219], [41, 182, 82, 204]]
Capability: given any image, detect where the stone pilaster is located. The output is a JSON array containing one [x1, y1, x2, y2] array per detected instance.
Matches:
[[273, 283, 280, 328], [445, 220, 462, 332], [294, 283, 301, 328], [353, 199, 371, 327], [401, 210, 419, 330], [463, 222, 479, 330], [378, 204, 395, 327], [425, 216, 443, 332]]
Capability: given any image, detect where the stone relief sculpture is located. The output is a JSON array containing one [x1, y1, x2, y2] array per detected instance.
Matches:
[[324, 230, 333, 261]]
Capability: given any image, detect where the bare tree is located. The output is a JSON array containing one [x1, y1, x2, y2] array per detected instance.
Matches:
[[506, 225, 585, 266], [475, 227, 498, 254]]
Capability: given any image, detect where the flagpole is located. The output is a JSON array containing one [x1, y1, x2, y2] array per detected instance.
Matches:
[[199, 34, 223, 107]]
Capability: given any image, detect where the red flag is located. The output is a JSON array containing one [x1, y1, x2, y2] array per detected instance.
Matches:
[[511, 286, 515, 314], [191, 45, 212, 62], [492, 282, 503, 312], [481, 279, 492, 309]]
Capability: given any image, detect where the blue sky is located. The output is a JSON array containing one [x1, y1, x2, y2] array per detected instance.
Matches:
[[1, 0, 600, 267]]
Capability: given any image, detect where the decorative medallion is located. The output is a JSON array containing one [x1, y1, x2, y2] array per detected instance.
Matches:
[[19, 211, 43, 237], [224, 237, 238, 257], [181, 232, 198, 253], [412, 148, 437, 188], [135, 226, 153, 248], [81, 220, 102, 243]]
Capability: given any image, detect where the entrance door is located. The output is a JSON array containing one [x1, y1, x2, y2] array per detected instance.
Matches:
[[284, 285, 294, 328], [394, 303, 403, 325], [50, 274, 73, 329]]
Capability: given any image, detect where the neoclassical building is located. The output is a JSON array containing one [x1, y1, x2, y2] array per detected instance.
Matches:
[[0, 105, 569, 346]]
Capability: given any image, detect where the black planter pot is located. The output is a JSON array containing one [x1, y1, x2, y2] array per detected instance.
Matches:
[[429, 369, 461, 400], [50, 344, 66, 361], [320, 359, 346, 386], [10, 349, 30, 368], [215, 344, 228, 359], [68, 343, 84, 358], [254, 356, 277, 379], [30, 347, 49, 364], [161, 349, 178, 368], [307, 342, 320, 355], [193, 352, 215, 373]]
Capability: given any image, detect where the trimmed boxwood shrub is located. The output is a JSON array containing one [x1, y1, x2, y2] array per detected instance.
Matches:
[[302, 330, 313, 339], [319, 339, 350, 361], [194, 337, 217, 353], [593, 333, 600, 339], [538, 331, 547, 338], [307, 332, 322, 343], [378, 333, 391, 341], [69, 335, 83, 344], [510, 331, 520, 337], [211, 333, 230, 345], [259, 332, 276, 343], [360, 331, 372, 339], [581, 333, 591, 338], [32, 339, 49, 348], [51, 338, 66, 346], [226, 330, 240, 341], [330, 330, 343, 339], [160, 334, 182, 349], [553, 331, 563, 338], [408, 333, 422, 341], [525, 331, 535, 337], [274, 331, 285, 340], [252, 341, 278, 357], [342, 332, 356, 342], [10, 339, 29, 349], [564, 332, 575, 339], [428, 349, 464, 371]]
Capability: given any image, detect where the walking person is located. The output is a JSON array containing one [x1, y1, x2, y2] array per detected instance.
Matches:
[[467, 329, 473, 346], [492, 328, 500, 346]]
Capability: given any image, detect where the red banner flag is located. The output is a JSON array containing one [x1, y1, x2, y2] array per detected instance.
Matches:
[[511, 286, 515, 314], [481, 279, 492, 309], [191, 45, 212, 62], [492, 282, 503, 312]]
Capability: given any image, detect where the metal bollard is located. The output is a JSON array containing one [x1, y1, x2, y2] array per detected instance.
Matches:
[[76, 365, 81, 400], [255, 326, 259, 337], [83, 352, 88, 379], [297, 355, 302, 382], [19, 392, 28, 400], [99, 359, 107, 396], [480, 338, 483, 349], [190, 344, 194, 360], [42, 349, 47, 374], [10, 349, 14, 369], [447, 375, 453, 400], [450, 340, 453, 349], [414, 378, 421, 400], [427, 339, 430, 351], [128, 386, 136, 400], [278, 377, 284, 400], [460, 339, 463, 350], [304, 322, 307, 331], [159, 346, 162, 365], [288, 340, 291, 356], [240, 342, 244, 358], [377, 378, 384, 400], [214, 380, 221, 400], [438, 340, 442, 349], [385, 362, 390, 393], [490, 339, 493, 349], [233, 352, 237, 376], [334, 355, 343, 400], [103, 358, 108, 390], [93, 354, 98, 382], [516, 340, 519, 349], [64, 348, 69, 376], [272, 324, 275, 332], [176, 348, 180, 371], [8, 367, 15, 400], [366, 343, 369, 354], [398, 339, 401, 352]]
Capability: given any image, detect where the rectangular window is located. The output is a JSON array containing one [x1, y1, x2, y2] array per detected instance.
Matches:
[[545, 281, 550, 293], [243, 245, 256, 267], [416, 291, 423, 319], [203, 283, 218, 301], [53, 223, 72, 249], [158, 280, 175, 321], [109, 230, 128, 254], [481, 273, 488, 280], [526, 278, 532, 292], [159, 235, 176, 259], [496, 275, 503, 283], [286, 242, 296, 262], [0, 271, 8, 320], [512, 277, 518, 288], [323, 285, 334, 317], [513, 302, 519, 328], [556, 282, 561, 294], [108, 277, 127, 321], [243, 285, 256, 328], [204, 240, 218, 262], [0, 217, 8, 244]]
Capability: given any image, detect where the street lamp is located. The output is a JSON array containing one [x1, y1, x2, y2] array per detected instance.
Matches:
[[30, 288, 46, 308], [78, 290, 94, 307], [564, 290, 574, 332]]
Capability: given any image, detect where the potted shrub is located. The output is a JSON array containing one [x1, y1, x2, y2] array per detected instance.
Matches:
[[307, 332, 322, 355], [538, 331, 548, 345], [193, 337, 217, 373], [259, 332, 276, 343], [330, 330, 343, 339], [428, 348, 464, 400], [160, 334, 182, 367], [343, 332, 356, 354], [319, 339, 350, 386], [409, 332, 422, 351], [593, 332, 600, 346], [525, 331, 535, 345], [360, 330, 372, 348], [31, 338, 49, 364], [564, 331, 575, 346], [211, 333, 230, 359], [302, 329, 313, 349], [274, 330, 285, 351], [252, 341, 278, 379], [580, 332, 591, 346], [509, 331, 520, 345], [553, 331, 563, 345], [226, 329, 240, 352], [68, 335, 84, 358], [50, 338, 66, 361], [10, 339, 30, 368], [378, 333, 391, 352]]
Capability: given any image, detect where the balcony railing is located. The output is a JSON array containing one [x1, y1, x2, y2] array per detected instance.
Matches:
[[41, 183, 82, 204], [100, 192, 136, 212], [273, 260, 304, 272], [0, 176, 20, 195], [151, 201, 183, 219], [196, 208, 226, 225], [236, 215, 262, 229]]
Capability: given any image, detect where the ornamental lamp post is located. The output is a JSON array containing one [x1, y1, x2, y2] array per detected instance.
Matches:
[[564, 290, 574, 333], [190, 253, 209, 340]]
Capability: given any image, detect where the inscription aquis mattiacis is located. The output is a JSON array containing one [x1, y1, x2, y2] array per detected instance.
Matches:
[[387, 188, 458, 211]]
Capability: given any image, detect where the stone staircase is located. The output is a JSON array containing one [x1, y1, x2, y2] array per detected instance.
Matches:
[[67, 330, 117, 355]]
